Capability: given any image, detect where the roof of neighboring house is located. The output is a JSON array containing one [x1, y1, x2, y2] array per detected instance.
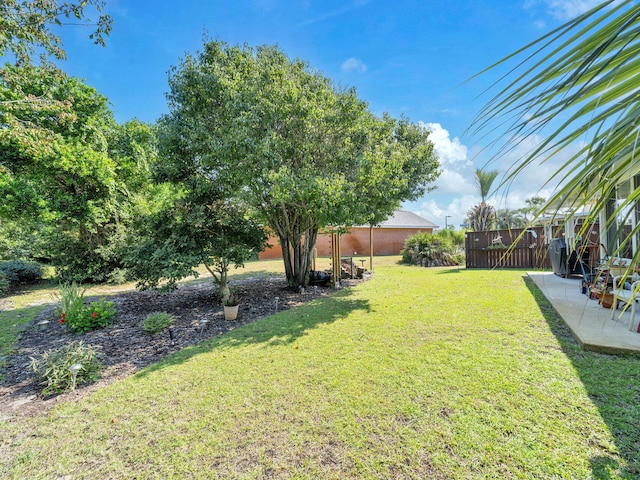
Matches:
[[355, 210, 438, 229]]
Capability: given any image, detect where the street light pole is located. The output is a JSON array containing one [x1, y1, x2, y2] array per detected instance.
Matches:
[[445, 215, 452, 229]]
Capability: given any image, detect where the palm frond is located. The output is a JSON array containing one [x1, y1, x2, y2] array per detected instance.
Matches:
[[472, 0, 640, 259]]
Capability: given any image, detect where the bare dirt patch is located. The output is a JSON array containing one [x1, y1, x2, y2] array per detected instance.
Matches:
[[0, 274, 364, 421]]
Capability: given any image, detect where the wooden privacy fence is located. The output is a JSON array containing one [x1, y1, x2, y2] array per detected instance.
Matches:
[[465, 227, 551, 269]]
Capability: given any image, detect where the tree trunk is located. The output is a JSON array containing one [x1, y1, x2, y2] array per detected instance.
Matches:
[[266, 202, 319, 290], [279, 226, 318, 289], [205, 259, 230, 303]]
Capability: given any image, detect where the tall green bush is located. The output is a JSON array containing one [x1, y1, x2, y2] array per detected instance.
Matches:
[[401, 230, 464, 267], [0, 260, 43, 284], [0, 271, 9, 296]]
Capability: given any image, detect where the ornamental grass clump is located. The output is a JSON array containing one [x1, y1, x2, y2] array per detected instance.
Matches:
[[30, 341, 103, 395], [143, 312, 174, 334], [56, 282, 86, 324]]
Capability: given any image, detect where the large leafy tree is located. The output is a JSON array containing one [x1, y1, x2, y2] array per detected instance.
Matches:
[[0, 63, 117, 220], [471, 0, 640, 254], [0, 1, 132, 280], [496, 208, 525, 229], [521, 196, 546, 223], [0, 0, 111, 63], [0, 63, 155, 280], [124, 180, 268, 300], [0, 1, 113, 163], [161, 41, 439, 288]]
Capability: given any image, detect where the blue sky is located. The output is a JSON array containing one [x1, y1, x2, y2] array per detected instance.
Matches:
[[52, 0, 603, 229]]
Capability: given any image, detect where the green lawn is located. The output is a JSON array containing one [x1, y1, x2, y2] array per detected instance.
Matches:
[[1, 264, 639, 479]]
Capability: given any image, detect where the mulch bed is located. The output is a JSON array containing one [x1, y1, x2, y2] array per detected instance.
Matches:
[[0, 274, 365, 421]]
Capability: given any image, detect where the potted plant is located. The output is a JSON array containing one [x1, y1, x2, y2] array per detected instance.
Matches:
[[223, 288, 239, 321], [600, 286, 617, 309]]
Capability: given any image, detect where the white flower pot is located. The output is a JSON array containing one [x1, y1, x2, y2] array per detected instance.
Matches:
[[224, 305, 239, 321]]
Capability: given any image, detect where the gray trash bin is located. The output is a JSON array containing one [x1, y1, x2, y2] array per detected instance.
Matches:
[[550, 238, 567, 277]]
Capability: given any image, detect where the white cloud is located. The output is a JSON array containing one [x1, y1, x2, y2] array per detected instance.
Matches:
[[341, 57, 367, 73], [526, 0, 604, 20], [420, 122, 474, 195], [491, 132, 585, 196], [548, 0, 602, 19], [422, 122, 469, 166], [403, 123, 478, 227], [407, 121, 583, 229], [406, 120, 586, 229], [435, 169, 474, 195]]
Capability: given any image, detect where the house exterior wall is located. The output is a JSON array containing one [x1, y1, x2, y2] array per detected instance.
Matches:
[[260, 234, 284, 260], [258, 227, 434, 260]]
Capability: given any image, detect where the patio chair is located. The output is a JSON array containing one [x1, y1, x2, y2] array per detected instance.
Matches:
[[608, 274, 640, 331]]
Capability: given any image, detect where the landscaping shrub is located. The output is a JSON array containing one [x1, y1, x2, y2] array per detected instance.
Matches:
[[143, 312, 174, 334], [56, 283, 116, 334], [401, 231, 465, 267], [107, 267, 128, 285], [0, 259, 43, 284], [30, 341, 103, 395], [0, 271, 8, 296], [63, 299, 116, 334], [48, 225, 130, 284]]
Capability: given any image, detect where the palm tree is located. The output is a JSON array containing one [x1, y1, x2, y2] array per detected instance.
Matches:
[[476, 168, 498, 203], [471, 0, 640, 256], [466, 168, 498, 231]]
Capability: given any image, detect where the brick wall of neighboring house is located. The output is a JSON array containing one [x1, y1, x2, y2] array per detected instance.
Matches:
[[258, 227, 434, 260]]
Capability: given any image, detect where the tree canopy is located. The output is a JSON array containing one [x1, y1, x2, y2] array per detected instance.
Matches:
[[124, 181, 268, 299], [161, 41, 440, 288], [0, 0, 112, 63], [0, 63, 156, 280]]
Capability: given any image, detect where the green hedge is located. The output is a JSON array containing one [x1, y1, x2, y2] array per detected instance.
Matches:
[[0, 271, 8, 296], [0, 260, 43, 287]]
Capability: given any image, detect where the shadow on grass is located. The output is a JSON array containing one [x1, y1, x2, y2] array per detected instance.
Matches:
[[524, 276, 640, 480], [6, 279, 58, 297], [135, 287, 370, 379], [435, 267, 464, 274]]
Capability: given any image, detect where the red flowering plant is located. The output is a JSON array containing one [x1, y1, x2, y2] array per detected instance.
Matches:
[[56, 282, 116, 334], [65, 298, 116, 334]]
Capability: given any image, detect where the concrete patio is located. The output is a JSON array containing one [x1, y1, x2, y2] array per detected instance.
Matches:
[[528, 271, 640, 354]]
